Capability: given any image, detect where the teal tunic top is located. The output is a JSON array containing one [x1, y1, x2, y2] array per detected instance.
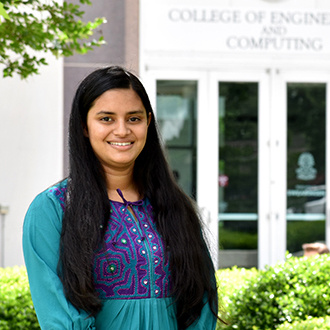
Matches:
[[23, 180, 217, 329]]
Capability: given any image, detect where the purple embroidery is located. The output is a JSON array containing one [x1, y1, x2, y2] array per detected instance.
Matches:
[[49, 185, 66, 212], [48, 182, 172, 300], [93, 199, 171, 300]]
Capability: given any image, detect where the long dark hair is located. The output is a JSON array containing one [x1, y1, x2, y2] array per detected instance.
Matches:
[[59, 66, 220, 328]]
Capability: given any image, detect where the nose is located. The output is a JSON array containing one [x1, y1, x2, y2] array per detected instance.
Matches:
[[113, 119, 130, 136]]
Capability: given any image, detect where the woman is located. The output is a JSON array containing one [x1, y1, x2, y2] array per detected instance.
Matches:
[[23, 66, 220, 329]]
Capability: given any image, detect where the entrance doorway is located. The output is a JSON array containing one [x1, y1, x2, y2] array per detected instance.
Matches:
[[151, 69, 330, 269]]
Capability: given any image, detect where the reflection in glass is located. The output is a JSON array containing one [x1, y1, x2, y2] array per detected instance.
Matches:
[[156, 81, 197, 198], [287, 83, 326, 254], [218, 82, 258, 268]]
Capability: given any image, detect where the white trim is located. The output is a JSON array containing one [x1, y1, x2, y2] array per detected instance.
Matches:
[[326, 81, 330, 250], [267, 68, 287, 267], [201, 72, 219, 266], [258, 70, 272, 268]]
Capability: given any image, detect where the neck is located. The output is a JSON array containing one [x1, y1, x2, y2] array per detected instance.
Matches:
[[103, 165, 140, 202]]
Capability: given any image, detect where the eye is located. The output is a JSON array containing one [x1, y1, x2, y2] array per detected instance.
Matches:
[[128, 117, 141, 123], [101, 117, 112, 122]]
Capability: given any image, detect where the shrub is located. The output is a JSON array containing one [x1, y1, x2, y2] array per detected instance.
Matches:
[[216, 266, 258, 328], [277, 315, 330, 330], [0, 267, 39, 329], [218, 254, 330, 329]]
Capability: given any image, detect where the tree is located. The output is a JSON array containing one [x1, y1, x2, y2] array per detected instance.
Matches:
[[0, 2, 10, 20], [0, 0, 105, 78]]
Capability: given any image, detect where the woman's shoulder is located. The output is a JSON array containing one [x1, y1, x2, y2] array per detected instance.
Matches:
[[24, 179, 68, 233], [29, 179, 68, 213], [44, 179, 68, 206]]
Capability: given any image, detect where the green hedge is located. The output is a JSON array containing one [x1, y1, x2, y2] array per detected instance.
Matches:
[[216, 254, 330, 329], [0, 267, 39, 329], [216, 265, 258, 325], [277, 316, 330, 330], [2, 257, 330, 329]]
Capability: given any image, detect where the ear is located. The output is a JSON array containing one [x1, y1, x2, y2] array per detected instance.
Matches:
[[83, 125, 89, 137], [147, 112, 152, 126]]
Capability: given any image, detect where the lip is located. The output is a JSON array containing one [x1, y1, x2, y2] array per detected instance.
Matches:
[[107, 141, 135, 150], [108, 141, 133, 146]]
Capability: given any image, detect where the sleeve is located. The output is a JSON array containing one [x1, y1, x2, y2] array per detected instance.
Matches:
[[187, 298, 217, 330], [22, 192, 96, 330]]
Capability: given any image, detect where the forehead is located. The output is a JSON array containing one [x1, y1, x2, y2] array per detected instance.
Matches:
[[91, 88, 144, 109]]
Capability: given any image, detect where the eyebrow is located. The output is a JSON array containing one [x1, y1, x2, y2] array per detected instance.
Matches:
[[96, 110, 145, 115]]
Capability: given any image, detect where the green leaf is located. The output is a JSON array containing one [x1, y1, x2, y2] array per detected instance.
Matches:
[[0, 0, 105, 79], [0, 3, 10, 21]]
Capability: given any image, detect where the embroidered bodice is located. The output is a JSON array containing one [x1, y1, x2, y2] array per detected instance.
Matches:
[[50, 185, 171, 300]]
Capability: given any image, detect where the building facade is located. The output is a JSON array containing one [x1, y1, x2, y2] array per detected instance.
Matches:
[[1, 0, 330, 269], [140, 0, 330, 268]]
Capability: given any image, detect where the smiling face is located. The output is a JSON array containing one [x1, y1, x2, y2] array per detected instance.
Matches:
[[85, 88, 151, 172]]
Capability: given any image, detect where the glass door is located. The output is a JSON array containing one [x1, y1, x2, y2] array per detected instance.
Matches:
[[209, 71, 270, 269], [156, 80, 198, 198], [218, 82, 259, 268], [214, 71, 330, 268], [149, 69, 330, 269], [285, 79, 328, 256]]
